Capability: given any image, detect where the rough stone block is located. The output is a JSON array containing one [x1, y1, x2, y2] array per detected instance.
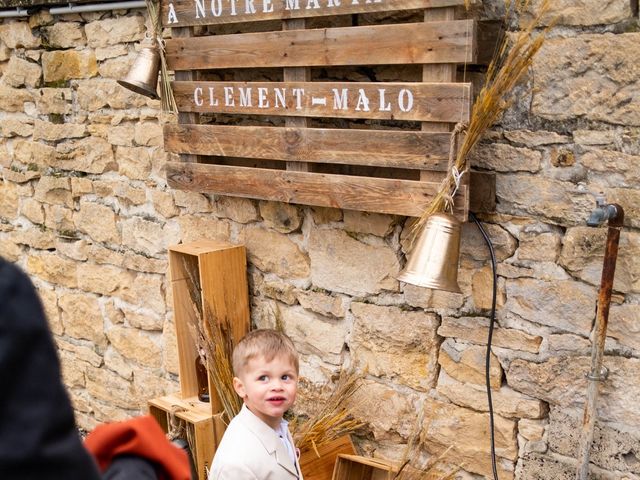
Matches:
[[438, 338, 502, 389], [343, 210, 395, 237], [243, 226, 310, 279], [0, 180, 19, 220], [547, 407, 640, 475], [504, 277, 596, 334], [1, 115, 34, 137], [507, 356, 640, 427], [43, 22, 86, 48], [177, 215, 230, 244], [532, 33, 640, 127], [279, 304, 348, 365], [296, 289, 347, 318], [59, 292, 106, 345], [438, 316, 542, 353], [4, 56, 41, 88], [74, 201, 120, 244], [347, 380, 415, 440], [0, 21, 40, 48], [33, 175, 73, 208], [173, 189, 211, 213], [84, 16, 145, 48], [437, 370, 547, 419], [351, 302, 440, 390], [259, 200, 302, 233], [116, 146, 152, 180], [33, 119, 86, 142], [560, 227, 640, 293], [42, 50, 98, 82], [0, 85, 33, 112], [523, 0, 633, 26], [106, 326, 162, 368], [54, 137, 116, 174], [470, 142, 542, 173], [422, 399, 518, 477], [309, 228, 400, 296]]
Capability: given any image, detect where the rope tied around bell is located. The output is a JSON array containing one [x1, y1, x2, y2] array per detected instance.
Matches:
[[145, 0, 178, 113], [442, 122, 468, 214]]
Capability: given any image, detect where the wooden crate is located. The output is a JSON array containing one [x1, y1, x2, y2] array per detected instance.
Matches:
[[169, 240, 250, 413], [161, 1, 495, 221], [332, 454, 399, 480], [148, 393, 227, 480], [300, 435, 356, 480]]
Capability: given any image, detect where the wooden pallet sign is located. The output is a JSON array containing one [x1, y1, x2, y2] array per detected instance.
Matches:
[[162, 0, 479, 219]]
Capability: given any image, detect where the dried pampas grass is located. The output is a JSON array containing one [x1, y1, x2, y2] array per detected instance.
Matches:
[[414, 0, 553, 234]]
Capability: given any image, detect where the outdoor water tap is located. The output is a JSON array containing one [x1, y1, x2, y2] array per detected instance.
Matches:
[[587, 194, 621, 227]]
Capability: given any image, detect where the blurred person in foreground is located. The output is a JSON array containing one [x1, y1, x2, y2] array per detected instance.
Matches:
[[0, 257, 191, 480]]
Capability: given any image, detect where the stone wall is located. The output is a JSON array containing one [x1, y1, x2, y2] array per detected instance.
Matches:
[[1, 1, 639, 479]]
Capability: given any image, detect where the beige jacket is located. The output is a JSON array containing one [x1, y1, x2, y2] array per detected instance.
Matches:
[[208, 405, 303, 480]]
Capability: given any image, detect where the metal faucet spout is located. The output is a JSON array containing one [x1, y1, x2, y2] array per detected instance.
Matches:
[[587, 194, 621, 227]]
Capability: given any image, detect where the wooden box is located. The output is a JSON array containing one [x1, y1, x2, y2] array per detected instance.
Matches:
[[332, 454, 399, 480], [300, 435, 356, 480], [169, 240, 250, 413], [149, 393, 227, 480]]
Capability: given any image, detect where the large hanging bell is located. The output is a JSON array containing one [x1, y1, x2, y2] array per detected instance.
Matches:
[[117, 45, 160, 99], [398, 212, 462, 293]]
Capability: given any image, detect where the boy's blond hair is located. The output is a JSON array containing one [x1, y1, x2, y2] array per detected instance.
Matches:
[[232, 329, 299, 377]]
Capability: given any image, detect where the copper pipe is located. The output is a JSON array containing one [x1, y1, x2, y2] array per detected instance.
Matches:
[[576, 200, 624, 480]]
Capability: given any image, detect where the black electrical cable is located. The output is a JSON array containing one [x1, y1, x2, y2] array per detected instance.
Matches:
[[470, 212, 499, 480]]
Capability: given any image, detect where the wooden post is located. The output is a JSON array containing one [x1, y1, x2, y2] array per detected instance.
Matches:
[[421, 7, 470, 221], [283, 19, 311, 173], [173, 26, 199, 163]]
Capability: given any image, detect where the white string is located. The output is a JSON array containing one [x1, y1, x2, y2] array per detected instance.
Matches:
[[450, 166, 464, 198]]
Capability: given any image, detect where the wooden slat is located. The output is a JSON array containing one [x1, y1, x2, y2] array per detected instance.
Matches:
[[173, 81, 471, 122], [165, 21, 477, 70], [164, 124, 453, 171], [162, 0, 469, 28], [166, 161, 466, 218]]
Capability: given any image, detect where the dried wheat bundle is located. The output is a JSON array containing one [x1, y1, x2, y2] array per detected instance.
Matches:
[[196, 302, 243, 423], [182, 259, 242, 423], [413, 0, 552, 235], [145, 0, 178, 113], [290, 369, 365, 456]]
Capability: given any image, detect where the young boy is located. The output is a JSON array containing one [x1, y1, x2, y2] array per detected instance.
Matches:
[[209, 329, 303, 480]]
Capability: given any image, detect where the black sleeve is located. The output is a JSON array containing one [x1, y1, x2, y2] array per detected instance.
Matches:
[[0, 258, 101, 480]]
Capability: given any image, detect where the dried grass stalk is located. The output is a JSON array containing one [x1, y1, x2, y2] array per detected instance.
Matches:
[[392, 405, 462, 480], [182, 258, 242, 424], [145, 0, 178, 113], [413, 0, 552, 237], [290, 369, 365, 456]]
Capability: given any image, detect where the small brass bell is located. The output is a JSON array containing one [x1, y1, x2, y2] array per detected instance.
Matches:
[[117, 45, 160, 99], [398, 212, 462, 293]]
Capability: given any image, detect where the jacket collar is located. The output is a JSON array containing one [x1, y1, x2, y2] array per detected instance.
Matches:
[[237, 404, 299, 477]]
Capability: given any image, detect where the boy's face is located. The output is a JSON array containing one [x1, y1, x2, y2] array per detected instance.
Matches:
[[233, 353, 298, 430]]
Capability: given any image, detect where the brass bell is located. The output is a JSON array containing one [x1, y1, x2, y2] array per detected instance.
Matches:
[[398, 212, 462, 293], [117, 45, 160, 99]]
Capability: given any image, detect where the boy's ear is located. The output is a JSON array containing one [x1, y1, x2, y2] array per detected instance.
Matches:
[[233, 376, 246, 399]]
